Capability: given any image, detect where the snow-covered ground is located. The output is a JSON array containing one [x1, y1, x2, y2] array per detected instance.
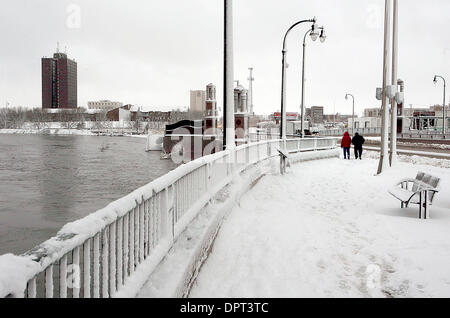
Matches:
[[189, 153, 450, 298]]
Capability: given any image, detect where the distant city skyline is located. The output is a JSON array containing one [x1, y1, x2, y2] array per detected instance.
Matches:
[[0, 0, 449, 116]]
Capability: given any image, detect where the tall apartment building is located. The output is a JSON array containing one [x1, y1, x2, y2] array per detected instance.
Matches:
[[190, 90, 206, 113], [42, 51, 77, 109], [88, 100, 123, 111]]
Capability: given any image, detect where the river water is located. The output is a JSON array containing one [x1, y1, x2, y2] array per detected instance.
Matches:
[[0, 135, 177, 255]]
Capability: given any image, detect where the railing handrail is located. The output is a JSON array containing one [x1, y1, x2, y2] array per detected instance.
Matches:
[[0, 137, 337, 298]]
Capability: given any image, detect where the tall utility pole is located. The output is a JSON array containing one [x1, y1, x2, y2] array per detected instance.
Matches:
[[377, 0, 392, 175], [389, 0, 399, 166], [248, 68, 254, 115], [224, 0, 235, 150]]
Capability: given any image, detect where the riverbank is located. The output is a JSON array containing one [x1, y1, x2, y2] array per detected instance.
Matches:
[[0, 128, 164, 137], [0, 128, 96, 135], [0, 128, 157, 137]]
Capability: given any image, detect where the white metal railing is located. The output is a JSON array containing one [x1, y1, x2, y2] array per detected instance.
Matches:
[[0, 138, 337, 298], [318, 127, 382, 136], [399, 132, 450, 140]]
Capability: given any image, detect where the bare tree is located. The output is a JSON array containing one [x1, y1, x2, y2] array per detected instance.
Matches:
[[0, 108, 7, 129], [59, 110, 78, 129], [93, 111, 107, 130], [30, 108, 49, 129], [9, 107, 26, 128]]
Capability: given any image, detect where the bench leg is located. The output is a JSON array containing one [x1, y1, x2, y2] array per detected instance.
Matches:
[[419, 192, 422, 219], [280, 156, 287, 175], [424, 191, 429, 220]]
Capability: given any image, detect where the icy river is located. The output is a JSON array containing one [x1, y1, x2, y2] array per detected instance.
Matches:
[[0, 134, 177, 255]]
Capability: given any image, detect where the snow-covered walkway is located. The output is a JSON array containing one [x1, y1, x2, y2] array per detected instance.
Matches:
[[189, 153, 450, 298]]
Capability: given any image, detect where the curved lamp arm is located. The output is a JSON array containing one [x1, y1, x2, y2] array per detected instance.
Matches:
[[282, 18, 316, 51], [434, 75, 446, 87]]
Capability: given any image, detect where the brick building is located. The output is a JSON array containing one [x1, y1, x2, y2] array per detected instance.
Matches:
[[42, 51, 77, 109]]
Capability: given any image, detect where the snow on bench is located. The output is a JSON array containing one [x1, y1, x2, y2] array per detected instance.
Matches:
[[388, 172, 441, 219]]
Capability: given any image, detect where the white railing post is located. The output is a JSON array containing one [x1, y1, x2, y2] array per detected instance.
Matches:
[[160, 187, 173, 243], [60, 254, 68, 298], [144, 200, 149, 258], [73, 247, 80, 298], [117, 218, 123, 289], [139, 201, 144, 264], [130, 209, 135, 274], [93, 233, 100, 298], [109, 222, 116, 296], [246, 145, 250, 167], [45, 265, 53, 298], [102, 228, 109, 298], [123, 214, 129, 284], [83, 240, 91, 298], [257, 143, 261, 162], [134, 206, 139, 268]]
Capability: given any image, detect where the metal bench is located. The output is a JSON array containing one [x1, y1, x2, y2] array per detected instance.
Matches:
[[388, 172, 441, 219], [277, 148, 291, 175]]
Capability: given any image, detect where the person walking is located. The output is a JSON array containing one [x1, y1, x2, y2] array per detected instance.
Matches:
[[352, 132, 366, 160], [341, 131, 352, 160]]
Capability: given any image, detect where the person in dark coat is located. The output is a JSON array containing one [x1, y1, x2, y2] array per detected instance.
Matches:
[[341, 131, 351, 160], [352, 132, 365, 160]]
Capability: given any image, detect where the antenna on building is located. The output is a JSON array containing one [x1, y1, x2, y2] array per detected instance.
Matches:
[[56, 41, 60, 53], [248, 67, 255, 115]]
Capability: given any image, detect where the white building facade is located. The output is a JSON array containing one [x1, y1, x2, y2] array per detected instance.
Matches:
[[88, 100, 123, 111]]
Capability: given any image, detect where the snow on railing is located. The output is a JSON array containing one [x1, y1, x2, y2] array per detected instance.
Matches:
[[0, 138, 337, 298]]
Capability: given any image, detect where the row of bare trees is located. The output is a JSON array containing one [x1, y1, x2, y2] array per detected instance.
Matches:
[[0, 107, 111, 130], [0, 106, 202, 133]]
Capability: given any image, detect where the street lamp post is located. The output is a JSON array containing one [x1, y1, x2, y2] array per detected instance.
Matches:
[[300, 26, 326, 138], [389, 0, 399, 166], [377, 0, 392, 175], [280, 18, 317, 140], [433, 75, 447, 135], [223, 0, 235, 150], [345, 94, 355, 135]]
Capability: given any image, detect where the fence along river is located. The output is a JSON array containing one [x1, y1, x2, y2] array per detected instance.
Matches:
[[0, 136, 337, 298]]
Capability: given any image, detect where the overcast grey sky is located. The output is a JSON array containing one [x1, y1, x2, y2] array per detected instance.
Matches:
[[0, 0, 449, 116]]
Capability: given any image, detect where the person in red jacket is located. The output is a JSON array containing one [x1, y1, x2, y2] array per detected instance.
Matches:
[[341, 131, 352, 159]]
